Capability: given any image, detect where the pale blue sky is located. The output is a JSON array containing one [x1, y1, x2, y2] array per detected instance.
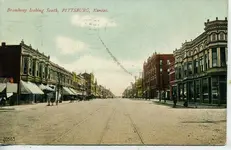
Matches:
[[0, 0, 228, 95]]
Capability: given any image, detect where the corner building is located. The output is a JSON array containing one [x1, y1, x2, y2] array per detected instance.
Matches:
[[174, 18, 227, 105]]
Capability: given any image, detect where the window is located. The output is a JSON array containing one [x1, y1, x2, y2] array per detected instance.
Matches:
[[205, 54, 208, 70], [167, 60, 170, 65], [184, 63, 187, 76], [220, 47, 226, 67], [212, 48, 217, 67], [29, 58, 32, 75], [179, 67, 181, 79], [195, 80, 200, 100], [23, 57, 28, 74], [212, 33, 216, 41], [194, 59, 198, 74], [200, 56, 204, 72], [160, 59, 162, 65], [202, 78, 208, 101], [160, 68, 162, 72], [39, 63, 42, 77], [175, 67, 178, 79], [212, 77, 218, 100], [32, 60, 36, 76], [188, 62, 192, 75], [220, 32, 225, 40]]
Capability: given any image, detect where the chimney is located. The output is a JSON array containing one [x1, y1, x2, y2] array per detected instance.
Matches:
[[207, 19, 209, 22], [216, 17, 218, 20], [225, 17, 227, 20]]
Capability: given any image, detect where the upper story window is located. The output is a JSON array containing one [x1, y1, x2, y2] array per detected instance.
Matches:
[[205, 54, 208, 70], [28, 58, 32, 75], [23, 57, 28, 74], [212, 48, 217, 67], [160, 59, 162, 66], [220, 32, 225, 40], [211, 33, 216, 41], [167, 60, 170, 65], [188, 62, 192, 75], [32, 59, 36, 76], [199, 56, 204, 72], [184, 63, 187, 76], [220, 47, 226, 67], [194, 59, 198, 74]]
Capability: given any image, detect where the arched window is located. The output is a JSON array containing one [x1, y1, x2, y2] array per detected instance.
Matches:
[[220, 32, 225, 40], [212, 33, 216, 41]]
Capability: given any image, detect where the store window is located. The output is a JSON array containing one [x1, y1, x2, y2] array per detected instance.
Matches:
[[202, 78, 208, 101], [211, 77, 218, 101], [212, 48, 217, 67], [195, 80, 200, 101], [184, 83, 187, 99]]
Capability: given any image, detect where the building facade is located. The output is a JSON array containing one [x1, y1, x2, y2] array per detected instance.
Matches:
[[0, 40, 78, 104], [169, 60, 176, 100], [173, 17, 227, 105], [143, 53, 174, 99]]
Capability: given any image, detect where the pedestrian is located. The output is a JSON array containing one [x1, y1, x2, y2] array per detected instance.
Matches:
[[173, 94, 177, 108]]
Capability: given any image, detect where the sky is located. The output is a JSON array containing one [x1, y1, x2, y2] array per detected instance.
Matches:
[[0, 0, 228, 96]]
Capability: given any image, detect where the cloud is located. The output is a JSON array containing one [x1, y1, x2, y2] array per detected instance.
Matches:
[[49, 55, 143, 96], [71, 14, 117, 28], [55, 36, 88, 54]]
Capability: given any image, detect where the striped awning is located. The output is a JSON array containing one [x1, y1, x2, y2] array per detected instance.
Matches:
[[63, 87, 74, 95], [21, 81, 44, 94]]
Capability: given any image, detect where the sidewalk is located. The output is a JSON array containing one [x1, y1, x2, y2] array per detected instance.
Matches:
[[0, 101, 72, 111], [151, 99, 226, 109]]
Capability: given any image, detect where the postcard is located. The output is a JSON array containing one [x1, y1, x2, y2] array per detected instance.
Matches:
[[0, 0, 228, 146]]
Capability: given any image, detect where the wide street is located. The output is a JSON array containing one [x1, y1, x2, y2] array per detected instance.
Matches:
[[0, 98, 226, 145]]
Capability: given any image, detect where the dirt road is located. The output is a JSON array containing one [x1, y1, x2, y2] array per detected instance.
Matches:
[[0, 98, 226, 145]]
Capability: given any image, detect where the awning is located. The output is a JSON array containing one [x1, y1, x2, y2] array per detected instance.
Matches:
[[39, 84, 55, 92], [62, 87, 74, 95], [21, 81, 31, 94], [6, 82, 18, 93], [20, 81, 44, 94], [27, 82, 44, 94], [0, 83, 6, 93], [68, 88, 78, 95]]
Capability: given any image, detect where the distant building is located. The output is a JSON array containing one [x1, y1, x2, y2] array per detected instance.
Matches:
[[143, 53, 174, 99]]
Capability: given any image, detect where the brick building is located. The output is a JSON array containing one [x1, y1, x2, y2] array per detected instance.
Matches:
[[173, 17, 227, 105], [143, 53, 174, 99]]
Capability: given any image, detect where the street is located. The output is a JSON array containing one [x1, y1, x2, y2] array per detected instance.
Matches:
[[0, 98, 226, 145]]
